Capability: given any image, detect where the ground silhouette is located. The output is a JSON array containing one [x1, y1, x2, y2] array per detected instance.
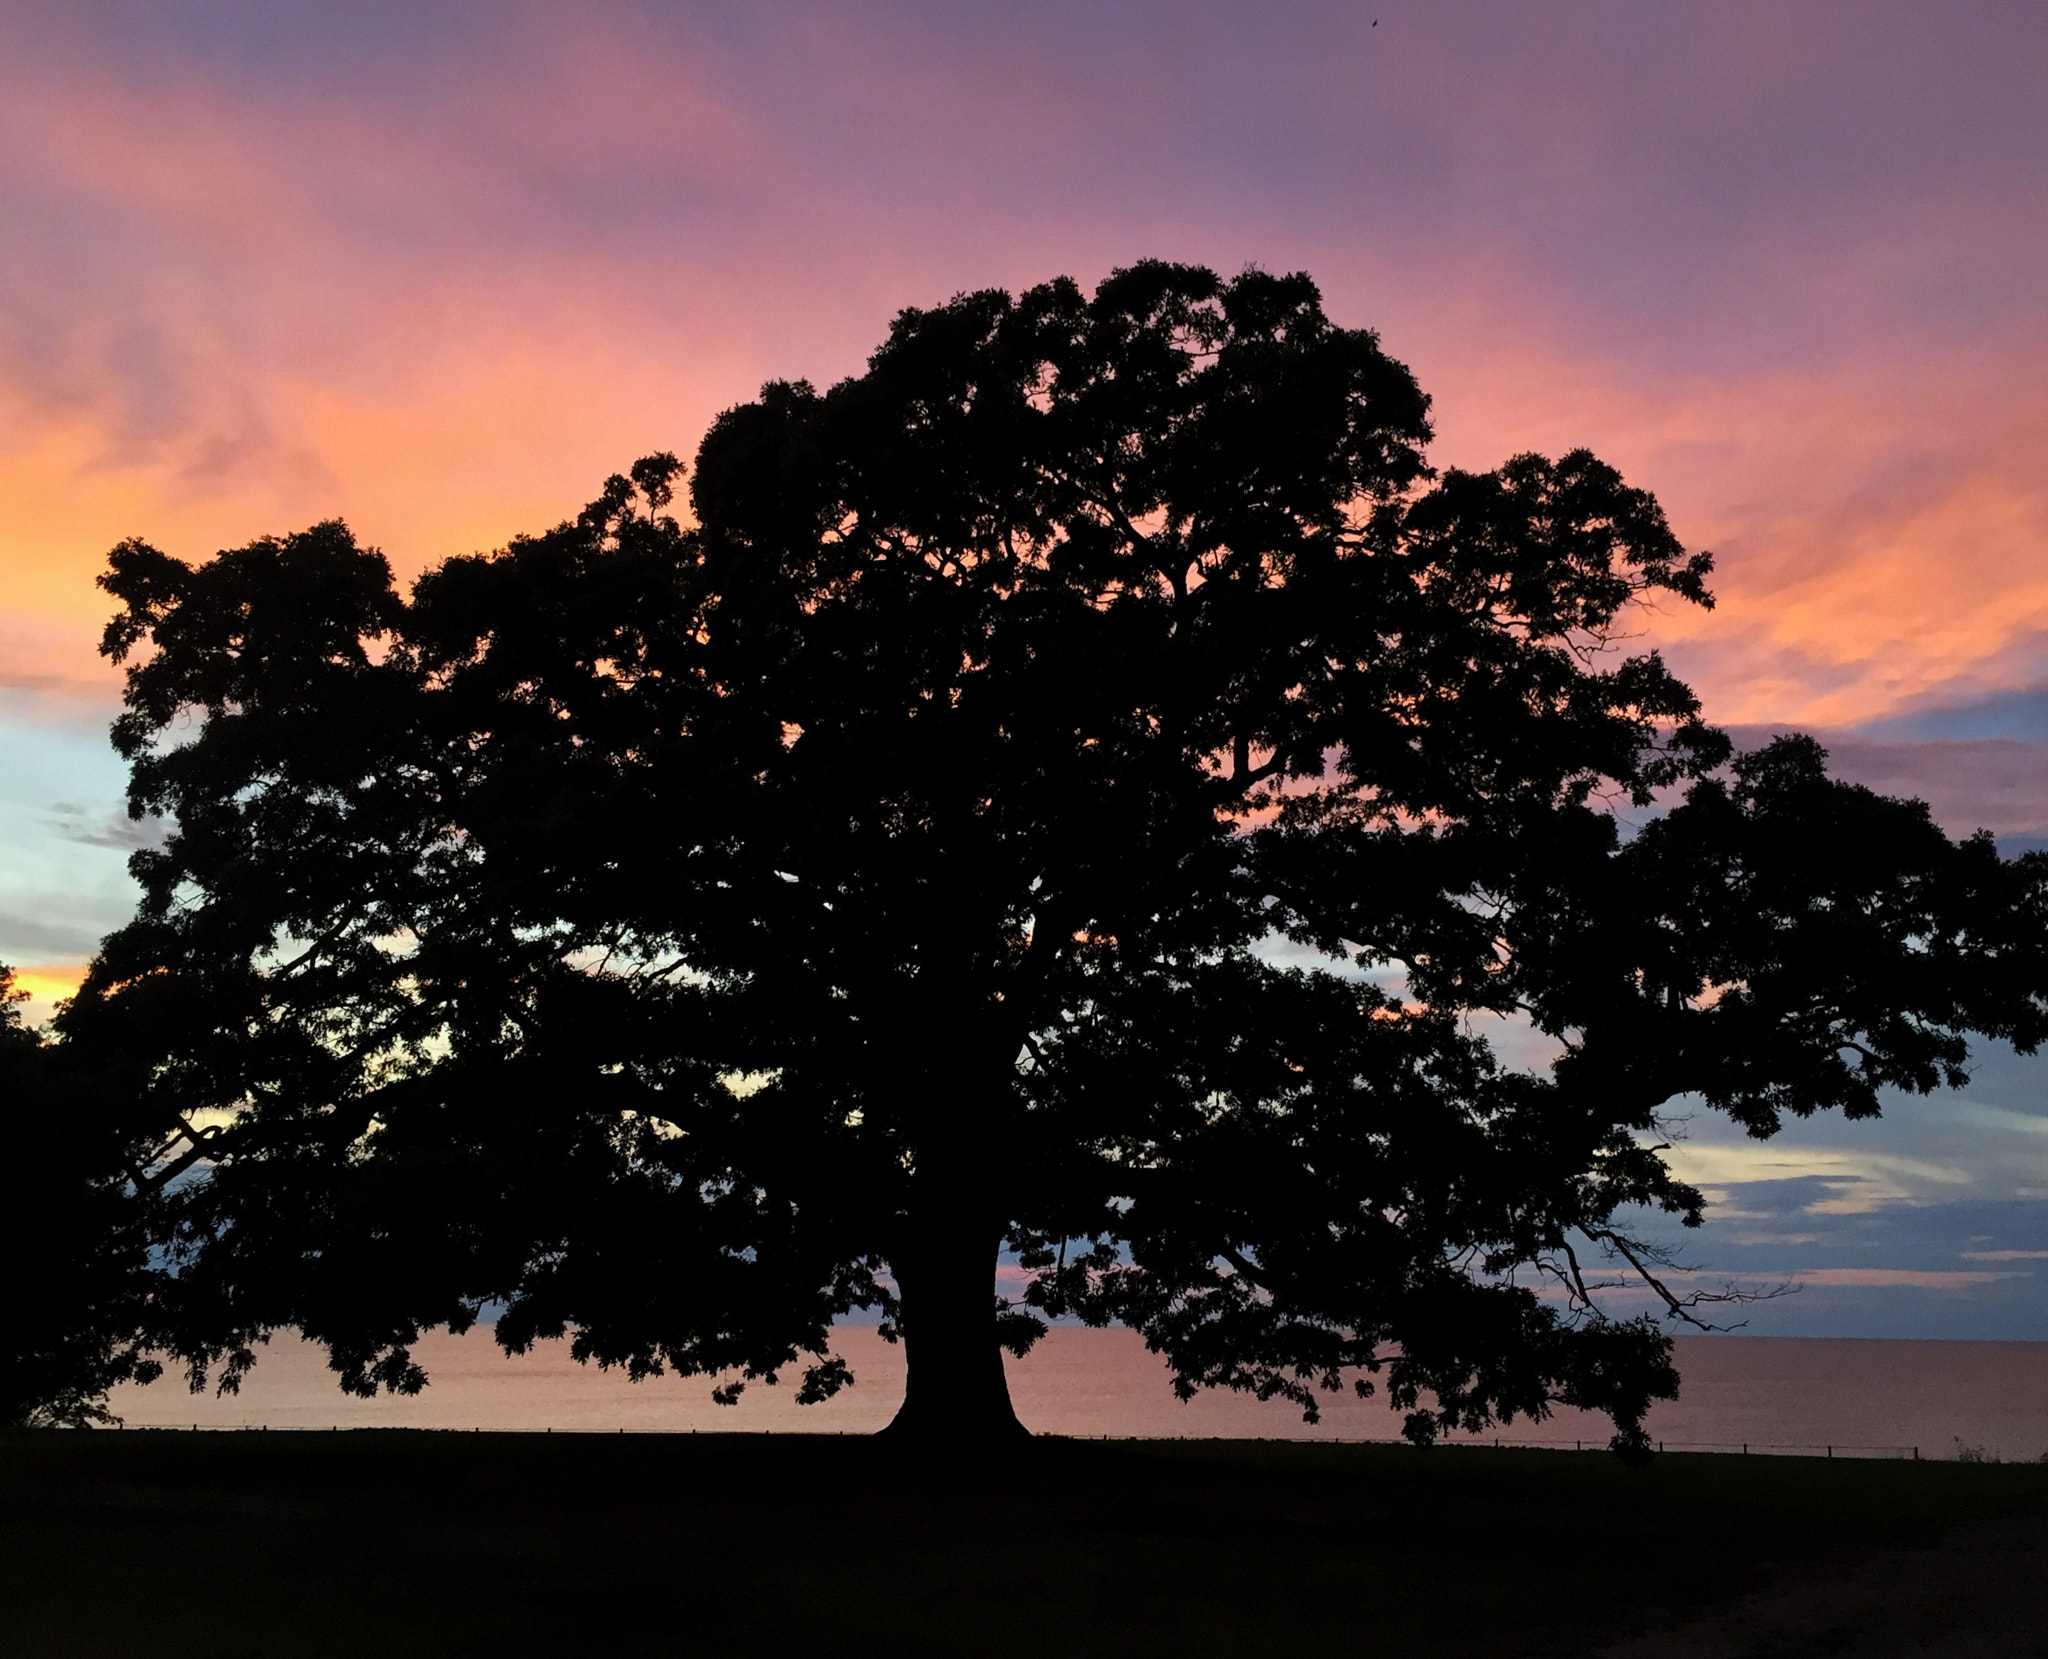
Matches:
[[3, 1432, 2044, 1657]]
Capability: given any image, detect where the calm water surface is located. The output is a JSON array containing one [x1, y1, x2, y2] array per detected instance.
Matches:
[[104, 1328, 2048, 1460]]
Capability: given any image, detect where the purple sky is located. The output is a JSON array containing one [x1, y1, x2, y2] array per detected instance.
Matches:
[[3, 1, 2047, 1335]]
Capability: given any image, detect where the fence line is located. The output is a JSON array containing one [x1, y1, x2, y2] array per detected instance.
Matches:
[[1095, 1434, 1923, 1459], [110, 1423, 1922, 1457]]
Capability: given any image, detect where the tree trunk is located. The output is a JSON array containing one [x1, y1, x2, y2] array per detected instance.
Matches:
[[879, 1201, 1029, 1446]]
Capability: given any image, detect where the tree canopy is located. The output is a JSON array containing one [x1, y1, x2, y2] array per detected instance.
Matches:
[[48, 262, 2048, 1453], [0, 965, 159, 1426]]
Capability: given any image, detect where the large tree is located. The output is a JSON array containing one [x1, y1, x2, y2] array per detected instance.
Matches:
[[58, 264, 2048, 1453]]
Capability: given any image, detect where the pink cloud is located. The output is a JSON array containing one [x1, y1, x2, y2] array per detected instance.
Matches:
[[2, 3, 2045, 738], [1792, 1269, 2026, 1289]]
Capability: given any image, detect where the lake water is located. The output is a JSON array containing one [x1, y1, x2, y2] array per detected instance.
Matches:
[[102, 1327, 2048, 1460]]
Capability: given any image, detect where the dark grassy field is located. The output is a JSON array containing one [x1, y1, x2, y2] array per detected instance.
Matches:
[[3, 1430, 2045, 1658]]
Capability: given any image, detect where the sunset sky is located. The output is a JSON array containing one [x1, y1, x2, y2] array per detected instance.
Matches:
[[5, 1, 2047, 1337]]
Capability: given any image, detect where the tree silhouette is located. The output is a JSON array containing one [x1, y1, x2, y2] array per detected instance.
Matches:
[[0, 966, 159, 1425], [57, 264, 2048, 1453]]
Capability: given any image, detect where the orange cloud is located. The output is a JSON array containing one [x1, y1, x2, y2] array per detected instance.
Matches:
[[3, 4, 2046, 745], [1411, 335, 2048, 729], [6, 963, 86, 1024]]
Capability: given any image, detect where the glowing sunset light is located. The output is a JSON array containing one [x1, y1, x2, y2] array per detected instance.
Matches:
[[4, 1, 2048, 1344], [5, 964, 85, 1014], [2, 6, 2042, 740]]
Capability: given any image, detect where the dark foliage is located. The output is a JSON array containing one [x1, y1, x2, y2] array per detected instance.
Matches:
[[0, 966, 160, 1425], [55, 263, 2048, 1451]]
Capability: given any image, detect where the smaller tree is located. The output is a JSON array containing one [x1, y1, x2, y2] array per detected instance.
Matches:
[[0, 966, 160, 1426]]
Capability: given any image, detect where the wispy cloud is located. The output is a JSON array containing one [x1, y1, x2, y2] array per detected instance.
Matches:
[[1, 3, 2045, 739], [5, 3, 2048, 1339], [1661, 1141, 1975, 1213], [45, 803, 164, 851], [0, 911, 109, 960], [1791, 1268, 2026, 1289]]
